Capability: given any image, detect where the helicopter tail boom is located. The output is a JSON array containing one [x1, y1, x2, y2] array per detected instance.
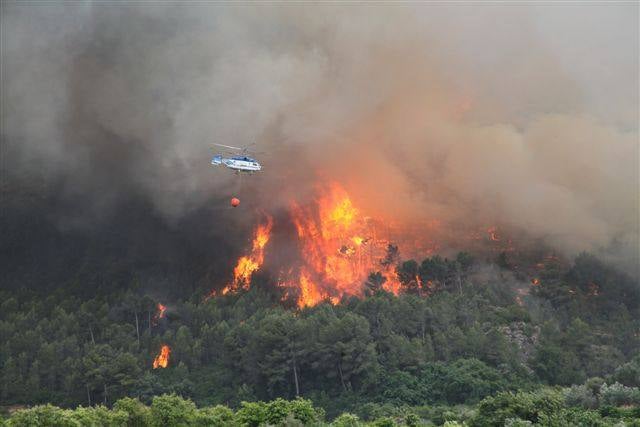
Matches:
[[211, 155, 223, 165]]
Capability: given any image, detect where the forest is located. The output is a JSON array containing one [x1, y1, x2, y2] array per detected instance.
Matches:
[[3, 1, 639, 425], [2, 249, 639, 426]]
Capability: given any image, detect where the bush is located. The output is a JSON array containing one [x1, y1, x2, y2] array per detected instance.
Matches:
[[503, 419, 532, 427], [5, 404, 75, 427], [564, 384, 598, 409], [613, 356, 640, 387], [235, 398, 322, 426], [404, 413, 420, 427], [288, 397, 324, 424], [265, 398, 290, 425], [380, 371, 427, 405], [585, 377, 605, 395], [67, 405, 128, 425], [114, 397, 152, 426], [439, 359, 507, 404], [538, 408, 607, 427], [3, 397, 322, 427], [332, 413, 361, 427], [195, 405, 236, 426], [354, 402, 399, 421], [150, 393, 197, 426], [371, 417, 395, 427], [599, 382, 640, 406], [380, 359, 507, 406], [236, 401, 268, 427], [471, 389, 565, 427], [411, 405, 472, 426]]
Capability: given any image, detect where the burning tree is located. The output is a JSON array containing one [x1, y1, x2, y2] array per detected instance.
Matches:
[[210, 181, 572, 308], [153, 345, 171, 369], [217, 182, 406, 308]]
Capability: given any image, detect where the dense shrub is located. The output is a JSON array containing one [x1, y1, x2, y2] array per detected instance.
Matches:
[[67, 405, 128, 425], [150, 394, 197, 426], [471, 389, 564, 427], [231, 397, 323, 426], [564, 384, 598, 409], [5, 405, 74, 427], [332, 413, 362, 427], [503, 419, 533, 427], [288, 398, 324, 424], [404, 413, 420, 427], [538, 408, 608, 427], [599, 382, 640, 406], [380, 358, 508, 405], [613, 356, 640, 387], [114, 397, 152, 426], [370, 417, 395, 427], [4, 392, 639, 426], [235, 401, 268, 427], [194, 405, 236, 426]]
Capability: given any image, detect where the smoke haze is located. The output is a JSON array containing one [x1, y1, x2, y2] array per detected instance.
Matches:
[[2, 3, 638, 276]]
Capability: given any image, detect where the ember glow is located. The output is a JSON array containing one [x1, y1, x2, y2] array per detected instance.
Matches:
[[152, 345, 170, 369], [157, 303, 166, 319], [152, 303, 167, 326], [487, 226, 500, 242]]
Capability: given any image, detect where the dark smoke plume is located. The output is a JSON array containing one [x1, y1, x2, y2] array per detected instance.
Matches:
[[1, 3, 638, 283]]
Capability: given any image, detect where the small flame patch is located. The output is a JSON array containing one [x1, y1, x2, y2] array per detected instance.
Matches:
[[153, 345, 170, 369]]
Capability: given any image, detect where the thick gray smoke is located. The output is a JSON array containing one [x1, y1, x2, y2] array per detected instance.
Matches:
[[2, 3, 638, 273]]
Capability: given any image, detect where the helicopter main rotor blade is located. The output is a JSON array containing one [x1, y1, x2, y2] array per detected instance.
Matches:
[[213, 143, 243, 151]]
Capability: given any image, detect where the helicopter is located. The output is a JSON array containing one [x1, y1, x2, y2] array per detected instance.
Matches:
[[211, 143, 262, 173]]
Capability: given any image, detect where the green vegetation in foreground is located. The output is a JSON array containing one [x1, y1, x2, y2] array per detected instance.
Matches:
[[4, 385, 640, 426]]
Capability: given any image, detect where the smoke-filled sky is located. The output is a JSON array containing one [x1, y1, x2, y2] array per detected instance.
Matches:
[[2, 3, 638, 274]]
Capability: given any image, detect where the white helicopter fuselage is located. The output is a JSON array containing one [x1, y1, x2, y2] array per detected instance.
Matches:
[[211, 155, 262, 172]]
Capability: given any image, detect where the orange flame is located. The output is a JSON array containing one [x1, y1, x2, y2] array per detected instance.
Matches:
[[487, 226, 500, 241], [232, 256, 261, 287], [152, 303, 167, 325], [285, 183, 402, 306], [351, 236, 365, 246], [157, 303, 166, 319], [298, 270, 326, 308], [211, 182, 433, 307], [382, 270, 402, 295], [219, 216, 273, 295], [152, 345, 170, 369]]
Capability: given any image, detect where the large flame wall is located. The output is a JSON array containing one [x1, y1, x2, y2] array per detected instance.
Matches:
[[220, 182, 406, 308]]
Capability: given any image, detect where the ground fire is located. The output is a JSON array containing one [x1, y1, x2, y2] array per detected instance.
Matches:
[[283, 182, 405, 307], [213, 182, 414, 307], [152, 345, 170, 369], [211, 182, 564, 308]]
